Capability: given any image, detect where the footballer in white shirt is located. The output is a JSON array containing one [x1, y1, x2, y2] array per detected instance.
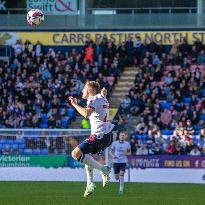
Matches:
[[69, 81, 115, 197], [110, 131, 131, 194]]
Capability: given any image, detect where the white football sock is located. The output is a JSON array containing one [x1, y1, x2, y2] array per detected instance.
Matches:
[[85, 164, 93, 184], [83, 154, 103, 172], [119, 175, 124, 192]]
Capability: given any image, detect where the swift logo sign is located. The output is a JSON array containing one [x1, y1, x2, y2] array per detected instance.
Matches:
[[27, 0, 77, 15], [0, 0, 6, 10]]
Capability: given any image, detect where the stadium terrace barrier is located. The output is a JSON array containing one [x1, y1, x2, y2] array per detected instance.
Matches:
[[1, 14, 205, 29], [0, 167, 205, 184], [0, 155, 67, 167]]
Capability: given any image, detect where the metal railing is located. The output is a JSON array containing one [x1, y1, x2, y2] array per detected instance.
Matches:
[[88, 7, 197, 14], [0, 7, 198, 15], [0, 13, 205, 29]]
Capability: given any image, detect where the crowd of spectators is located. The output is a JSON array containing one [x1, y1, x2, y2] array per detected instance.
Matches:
[[130, 119, 205, 156], [0, 38, 125, 129], [1, 35, 205, 156], [120, 37, 205, 155]]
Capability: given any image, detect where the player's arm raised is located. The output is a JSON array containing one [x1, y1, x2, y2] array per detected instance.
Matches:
[[69, 97, 94, 118]]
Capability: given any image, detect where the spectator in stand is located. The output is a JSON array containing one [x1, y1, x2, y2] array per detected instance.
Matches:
[[81, 118, 90, 129], [185, 120, 195, 135], [200, 128, 205, 140], [135, 121, 148, 135], [125, 37, 134, 66], [120, 95, 131, 114], [136, 144, 148, 155], [84, 43, 94, 61], [133, 36, 143, 64], [197, 50, 205, 65], [151, 143, 162, 155], [170, 39, 180, 56], [190, 145, 201, 156], [160, 109, 172, 128], [35, 40, 43, 57], [11, 145, 19, 155], [173, 121, 184, 139], [13, 40, 23, 55], [130, 136, 137, 155], [3, 145, 11, 155], [146, 131, 155, 154], [113, 115, 127, 135], [166, 140, 177, 155], [148, 121, 161, 137]]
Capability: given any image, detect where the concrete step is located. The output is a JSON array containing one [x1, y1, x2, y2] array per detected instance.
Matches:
[[120, 76, 136, 80], [124, 67, 138, 70], [118, 81, 134, 85], [122, 71, 138, 75], [112, 92, 128, 96], [115, 87, 131, 91]]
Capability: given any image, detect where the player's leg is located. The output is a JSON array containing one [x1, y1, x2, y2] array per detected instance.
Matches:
[[85, 164, 93, 184], [72, 145, 98, 197], [115, 173, 120, 180], [114, 163, 122, 193], [84, 164, 96, 197], [72, 145, 103, 171], [119, 170, 125, 194], [118, 163, 126, 194], [100, 133, 113, 187], [113, 163, 120, 180], [72, 142, 110, 196]]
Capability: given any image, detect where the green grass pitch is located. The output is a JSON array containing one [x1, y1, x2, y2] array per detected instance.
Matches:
[[0, 182, 204, 205]]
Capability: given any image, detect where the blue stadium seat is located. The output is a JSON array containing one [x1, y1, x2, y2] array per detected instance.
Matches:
[[67, 108, 75, 118], [32, 149, 41, 154], [41, 113, 47, 118], [42, 117, 47, 124], [184, 102, 190, 107], [160, 102, 171, 110], [0, 140, 6, 144], [61, 117, 70, 128], [15, 139, 25, 144], [134, 133, 139, 139], [19, 149, 24, 153], [183, 97, 191, 104], [141, 134, 147, 140], [19, 144, 25, 149], [41, 124, 48, 128], [194, 138, 199, 144], [201, 89, 205, 96], [24, 149, 32, 154], [5, 140, 14, 144], [161, 130, 173, 135], [161, 130, 170, 135], [200, 114, 205, 121], [41, 149, 49, 154]]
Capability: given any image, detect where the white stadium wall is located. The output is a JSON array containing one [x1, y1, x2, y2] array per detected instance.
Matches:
[[0, 168, 205, 184]]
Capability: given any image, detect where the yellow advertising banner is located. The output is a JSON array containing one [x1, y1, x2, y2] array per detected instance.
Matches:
[[109, 108, 118, 121], [1, 31, 205, 46]]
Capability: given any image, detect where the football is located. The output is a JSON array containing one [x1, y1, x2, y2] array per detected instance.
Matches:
[[27, 9, 44, 26]]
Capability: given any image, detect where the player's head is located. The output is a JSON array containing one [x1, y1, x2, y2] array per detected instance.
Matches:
[[119, 131, 127, 142], [82, 81, 100, 99]]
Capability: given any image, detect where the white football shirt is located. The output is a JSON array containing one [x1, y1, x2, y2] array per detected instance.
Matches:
[[87, 94, 114, 138], [111, 140, 131, 163]]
